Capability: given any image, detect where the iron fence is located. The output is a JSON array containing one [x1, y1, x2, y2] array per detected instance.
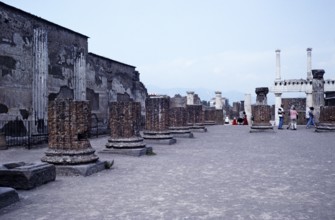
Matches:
[[0, 120, 48, 149], [0, 118, 110, 149]]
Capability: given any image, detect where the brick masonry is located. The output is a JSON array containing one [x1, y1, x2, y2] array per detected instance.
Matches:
[[251, 105, 272, 126], [186, 105, 204, 125], [109, 102, 142, 139], [145, 96, 170, 132], [42, 99, 99, 164]]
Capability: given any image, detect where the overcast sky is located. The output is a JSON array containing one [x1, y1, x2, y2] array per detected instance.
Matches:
[[3, 0, 335, 103]]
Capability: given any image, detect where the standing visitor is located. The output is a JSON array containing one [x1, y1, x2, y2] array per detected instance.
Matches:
[[242, 112, 248, 125], [289, 105, 298, 130], [306, 107, 316, 128], [232, 117, 238, 125], [278, 104, 284, 129]]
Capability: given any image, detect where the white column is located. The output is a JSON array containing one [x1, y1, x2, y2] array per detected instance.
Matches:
[[244, 94, 252, 125], [215, 91, 223, 109], [32, 28, 48, 125], [186, 91, 194, 105], [74, 52, 86, 101], [307, 48, 312, 80], [274, 93, 282, 126], [275, 49, 281, 81]]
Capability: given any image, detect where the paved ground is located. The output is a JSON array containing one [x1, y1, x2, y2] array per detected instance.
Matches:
[[0, 125, 334, 220]]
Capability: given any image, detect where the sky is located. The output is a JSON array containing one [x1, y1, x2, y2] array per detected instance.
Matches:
[[2, 0, 335, 104]]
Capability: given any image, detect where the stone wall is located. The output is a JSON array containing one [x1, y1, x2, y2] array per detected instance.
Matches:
[[0, 2, 148, 134], [0, 2, 88, 123], [87, 53, 147, 121]]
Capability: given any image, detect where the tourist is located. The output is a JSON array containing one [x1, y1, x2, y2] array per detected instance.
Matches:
[[289, 105, 298, 130], [232, 117, 238, 125], [242, 112, 248, 125], [224, 116, 230, 124], [306, 107, 316, 128], [278, 104, 284, 129]]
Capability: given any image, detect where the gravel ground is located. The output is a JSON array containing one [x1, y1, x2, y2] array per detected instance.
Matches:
[[0, 125, 334, 220]]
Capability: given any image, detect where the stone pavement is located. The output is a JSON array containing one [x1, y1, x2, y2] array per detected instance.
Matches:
[[0, 125, 334, 220]]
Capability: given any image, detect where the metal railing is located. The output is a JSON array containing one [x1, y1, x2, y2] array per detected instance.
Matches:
[[0, 117, 110, 149], [0, 120, 48, 149]]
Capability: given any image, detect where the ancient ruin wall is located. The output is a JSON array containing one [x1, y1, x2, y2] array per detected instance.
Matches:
[[0, 2, 88, 123], [87, 53, 148, 121]]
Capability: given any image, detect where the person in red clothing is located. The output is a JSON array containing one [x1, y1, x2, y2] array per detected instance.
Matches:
[[242, 111, 248, 125], [232, 117, 238, 125]]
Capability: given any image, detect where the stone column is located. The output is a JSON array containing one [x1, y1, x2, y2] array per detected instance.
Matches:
[[307, 48, 312, 80], [215, 109, 224, 125], [256, 87, 268, 105], [244, 94, 252, 126], [169, 107, 193, 138], [186, 105, 207, 132], [312, 69, 325, 123], [42, 99, 98, 164], [250, 87, 273, 132], [169, 94, 193, 137], [275, 49, 281, 81], [274, 93, 282, 126], [316, 106, 335, 132], [74, 52, 86, 101], [305, 92, 313, 119], [0, 132, 7, 150], [215, 91, 223, 109], [42, 99, 106, 176], [32, 28, 48, 132], [143, 95, 176, 144], [204, 107, 216, 125], [103, 101, 147, 156], [186, 91, 195, 105]]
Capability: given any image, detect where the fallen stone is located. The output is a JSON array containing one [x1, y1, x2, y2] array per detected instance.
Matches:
[[0, 187, 19, 209], [0, 162, 56, 190]]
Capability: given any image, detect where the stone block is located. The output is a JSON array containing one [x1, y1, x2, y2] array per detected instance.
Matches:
[[0, 162, 56, 190], [0, 187, 19, 209], [101, 147, 148, 157], [55, 160, 109, 176]]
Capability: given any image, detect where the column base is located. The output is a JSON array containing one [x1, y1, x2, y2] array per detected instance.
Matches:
[[169, 127, 194, 138], [55, 160, 109, 176], [315, 123, 335, 132], [250, 125, 274, 133]]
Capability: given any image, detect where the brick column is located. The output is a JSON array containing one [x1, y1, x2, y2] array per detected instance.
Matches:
[[103, 101, 147, 155], [316, 106, 335, 132], [250, 87, 273, 132], [169, 107, 193, 138], [204, 107, 216, 125], [42, 99, 98, 164], [186, 105, 207, 132], [143, 95, 176, 144]]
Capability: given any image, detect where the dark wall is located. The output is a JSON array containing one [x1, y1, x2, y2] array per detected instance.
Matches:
[[0, 2, 88, 120]]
